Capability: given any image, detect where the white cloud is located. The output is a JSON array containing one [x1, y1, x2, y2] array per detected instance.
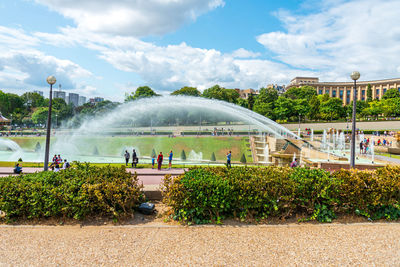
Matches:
[[231, 48, 261, 59], [0, 26, 92, 92], [257, 0, 400, 81], [35, 0, 224, 37]]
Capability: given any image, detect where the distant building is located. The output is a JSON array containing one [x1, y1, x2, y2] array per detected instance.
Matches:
[[266, 84, 286, 95], [78, 96, 86, 106], [235, 89, 259, 99], [33, 90, 43, 96], [286, 76, 400, 105], [89, 97, 105, 104], [68, 93, 79, 107], [53, 91, 66, 102]]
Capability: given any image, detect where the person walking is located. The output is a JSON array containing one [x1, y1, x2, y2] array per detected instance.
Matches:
[[168, 150, 173, 170], [157, 152, 163, 170], [226, 151, 232, 168], [132, 149, 138, 168], [124, 150, 130, 166]]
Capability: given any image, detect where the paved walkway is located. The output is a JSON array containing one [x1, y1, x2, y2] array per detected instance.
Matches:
[[0, 223, 399, 266], [283, 120, 400, 131]]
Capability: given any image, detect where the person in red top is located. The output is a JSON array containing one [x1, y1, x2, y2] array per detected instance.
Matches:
[[157, 152, 163, 170]]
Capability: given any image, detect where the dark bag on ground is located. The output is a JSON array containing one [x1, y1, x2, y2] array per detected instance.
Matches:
[[138, 202, 155, 215]]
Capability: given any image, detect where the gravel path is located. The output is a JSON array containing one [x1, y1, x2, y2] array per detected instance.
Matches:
[[1, 223, 399, 266]]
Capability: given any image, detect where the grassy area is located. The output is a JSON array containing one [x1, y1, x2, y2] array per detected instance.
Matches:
[[7, 136, 252, 162], [377, 153, 400, 159]]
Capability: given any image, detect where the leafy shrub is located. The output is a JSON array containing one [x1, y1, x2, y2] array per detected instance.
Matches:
[[181, 149, 186, 160], [162, 166, 400, 224], [0, 163, 144, 221], [210, 152, 216, 162], [240, 153, 247, 164]]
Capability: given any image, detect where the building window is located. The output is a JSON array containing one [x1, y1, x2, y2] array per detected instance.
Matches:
[[346, 97, 350, 104], [347, 90, 350, 96], [362, 90, 365, 96], [332, 90, 336, 97], [383, 88, 387, 94], [340, 90, 343, 97], [318, 89, 323, 95]]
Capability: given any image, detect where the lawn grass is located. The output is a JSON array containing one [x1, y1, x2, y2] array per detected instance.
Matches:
[[376, 152, 400, 159], [8, 136, 252, 162]]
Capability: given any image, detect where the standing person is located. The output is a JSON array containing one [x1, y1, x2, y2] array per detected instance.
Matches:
[[168, 150, 173, 170], [132, 149, 138, 168], [226, 151, 232, 169], [151, 154, 156, 169], [124, 150, 130, 166], [359, 141, 364, 154], [57, 154, 62, 165], [157, 152, 163, 170]]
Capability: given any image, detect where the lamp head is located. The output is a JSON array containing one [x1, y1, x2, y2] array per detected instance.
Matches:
[[46, 76, 56, 85], [350, 71, 360, 81]]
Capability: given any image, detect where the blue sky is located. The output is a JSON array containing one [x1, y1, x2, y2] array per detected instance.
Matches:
[[0, 0, 399, 101]]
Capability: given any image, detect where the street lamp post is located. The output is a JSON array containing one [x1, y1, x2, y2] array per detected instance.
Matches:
[[55, 114, 58, 129], [44, 76, 56, 171], [298, 113, 301, 137], [350, 71, 360, 168]]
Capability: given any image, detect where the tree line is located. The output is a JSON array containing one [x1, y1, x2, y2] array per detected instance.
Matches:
[[126, 84, 400, 123], [1, 83, 399, 129]]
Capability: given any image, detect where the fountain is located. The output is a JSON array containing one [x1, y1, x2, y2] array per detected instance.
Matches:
[[0, 138, 22, 152], [264, 144, 269, 163], [322, 130, 327, 150], [371, 137, 375, 164]]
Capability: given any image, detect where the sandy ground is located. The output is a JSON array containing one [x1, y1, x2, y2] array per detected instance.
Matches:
[[1, 223, 399, 266]]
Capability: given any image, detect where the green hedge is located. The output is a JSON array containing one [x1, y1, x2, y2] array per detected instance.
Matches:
[[0, 163, 144, 221], [162, 166, 400, 224]]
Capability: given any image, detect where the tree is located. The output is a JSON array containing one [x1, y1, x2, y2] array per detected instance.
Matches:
[[367, 84, 372, 102], [125, 86, 158, 101], [31, 107, 49, 125], [284, 86, 317, 101], [181, 149, 187, 160], [247, 93, 255, 110], [382, 88, 400, 99], [171, 86, 200, 96], [274, 96, 295, 121], [21, 92, 46, 108], [202, 85, 240, 103], [210, 152, 216, 162], [307, 95, 320, 120], [236, 98, 248, 108], [294, 99, 310, 118], [320, 98, 344, 121], [240, 153, 247, 164], [253, 88, 278, 119]]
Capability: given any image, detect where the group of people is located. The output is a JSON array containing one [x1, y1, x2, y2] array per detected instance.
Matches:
[[50, 154, 70, 171], [124, 149, 174, 170], [124, 149, 139, 168], [212, 128, 234, 136]]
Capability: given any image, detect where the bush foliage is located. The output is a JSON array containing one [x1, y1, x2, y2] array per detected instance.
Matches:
[[162, 166, 400, 224], [0, 163, 144, 220]]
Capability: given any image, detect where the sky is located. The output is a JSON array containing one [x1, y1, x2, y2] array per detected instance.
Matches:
[[0, 0, 400, 102]]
